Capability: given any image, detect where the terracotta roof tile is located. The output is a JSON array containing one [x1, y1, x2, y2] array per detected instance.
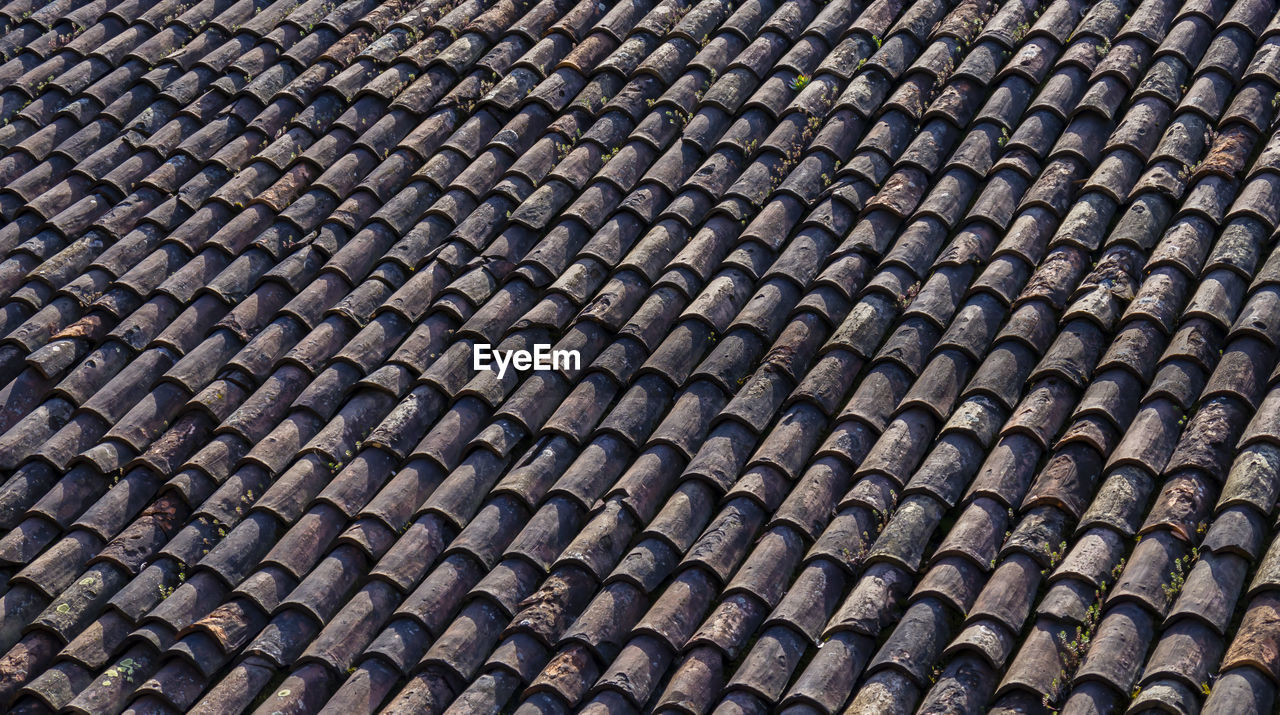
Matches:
[[1, 0, 1280, 710]]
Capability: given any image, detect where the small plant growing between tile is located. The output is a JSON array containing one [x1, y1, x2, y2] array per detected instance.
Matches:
[[789, 74, 810, 91], [1049, 540, 1067, 567], [839, 543, 868, 566], [898, 281, 921, 308], [1043, 577, 1110, 711], [1161, 547, 1198, 604], [662, 107, 690, 126], [158, 569, 186, 599], [1178, 160, 1202, 183], [1111, 557, 1126, 581], [994, 511, 1014, 567], [871, 495, 894, 532]]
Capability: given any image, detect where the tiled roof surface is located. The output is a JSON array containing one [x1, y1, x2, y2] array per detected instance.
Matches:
[[1, 0, 1280, 711]]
